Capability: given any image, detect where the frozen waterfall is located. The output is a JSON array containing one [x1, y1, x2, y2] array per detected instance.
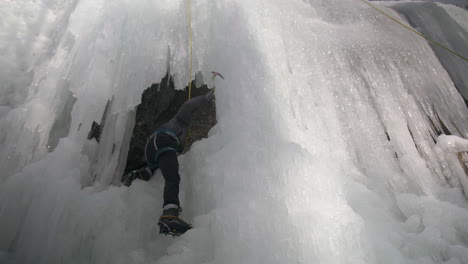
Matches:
[[1, 0, 468, 263]]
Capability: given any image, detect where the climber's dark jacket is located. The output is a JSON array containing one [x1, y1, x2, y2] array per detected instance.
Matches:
[[159, 90, 214, 151]]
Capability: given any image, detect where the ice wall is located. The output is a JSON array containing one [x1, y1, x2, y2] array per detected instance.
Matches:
[[1, 0, 468, 264], [390, 1, 468, 104]]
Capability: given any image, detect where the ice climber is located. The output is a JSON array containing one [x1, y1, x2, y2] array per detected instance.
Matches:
[[121, 89, 215, 236]]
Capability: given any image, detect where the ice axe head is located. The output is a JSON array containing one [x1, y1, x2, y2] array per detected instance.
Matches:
[[211, 71, 225, 80]]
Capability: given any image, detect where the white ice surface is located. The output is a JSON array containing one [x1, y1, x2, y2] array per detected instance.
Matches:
[[388, 1, 468, 102], [439, 3, 468, 29], [1, 0, 468, 263], [435, 135, 468, 200]]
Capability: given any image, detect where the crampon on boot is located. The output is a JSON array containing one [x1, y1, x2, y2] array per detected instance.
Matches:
[[121, 167, 153, 186], [158, 205, 192, 236]]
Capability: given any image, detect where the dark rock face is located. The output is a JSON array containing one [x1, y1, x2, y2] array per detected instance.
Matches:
[[123, 73, 216, 174], [87, 100, 112, 143]]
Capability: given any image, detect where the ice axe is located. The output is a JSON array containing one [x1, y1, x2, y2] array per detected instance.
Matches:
[[210, 71, 224, 89], [211, 71, 224, 80]]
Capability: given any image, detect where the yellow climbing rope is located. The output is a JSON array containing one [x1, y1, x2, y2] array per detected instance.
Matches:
[[187, 0, 194, 100], [184, 0, 194, 152], [358, 0, 468, 61]]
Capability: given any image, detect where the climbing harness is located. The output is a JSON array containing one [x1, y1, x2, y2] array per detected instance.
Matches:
[[358, 0, 468, 61], [145, 129, 180, 169]]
